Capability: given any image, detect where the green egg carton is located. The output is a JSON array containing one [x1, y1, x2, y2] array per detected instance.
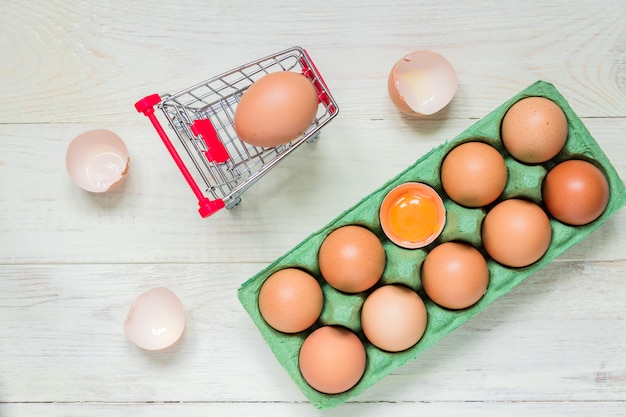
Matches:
[[237, 80, 626, 409]]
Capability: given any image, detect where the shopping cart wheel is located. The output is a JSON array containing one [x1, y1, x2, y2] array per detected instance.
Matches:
[[225, 196, 242, 210], [306, 132, 321, 143]]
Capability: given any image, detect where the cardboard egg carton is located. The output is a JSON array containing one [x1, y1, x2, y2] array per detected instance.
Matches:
[[237, 80, 626, 409]]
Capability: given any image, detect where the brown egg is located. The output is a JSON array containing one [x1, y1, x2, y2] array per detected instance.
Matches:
[[421, 241, 489, 309], [441, 141, 508, 207], [234, 71, 319, 148], [318, 225, 386, 293], [258, 268, 323, 334], [482, 199, 552, 267], [542, 159, 610, 226], [361, 284, 427, 352], [501, 96, 568, 163], [298, 326, 366, 394]]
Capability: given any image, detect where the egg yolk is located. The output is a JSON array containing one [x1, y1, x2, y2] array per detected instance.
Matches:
[[388, 192, 440, 243]]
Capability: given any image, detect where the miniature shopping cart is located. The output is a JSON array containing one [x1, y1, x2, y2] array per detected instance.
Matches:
[[135, 46, 339, 218]]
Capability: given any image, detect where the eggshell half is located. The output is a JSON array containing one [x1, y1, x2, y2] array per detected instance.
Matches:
[[379, 182, 446, 248], [124, 287, 186, 351], [388, 50, 458, 117], [66, 129, 130, 192]]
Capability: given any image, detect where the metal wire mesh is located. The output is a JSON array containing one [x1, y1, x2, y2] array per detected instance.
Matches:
[[156, 46, 338, 209]]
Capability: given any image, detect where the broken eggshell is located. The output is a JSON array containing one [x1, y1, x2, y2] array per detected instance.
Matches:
[[66, 129, 130, 193], [388, 50, 458, 117], [124, 287, 186, 351]]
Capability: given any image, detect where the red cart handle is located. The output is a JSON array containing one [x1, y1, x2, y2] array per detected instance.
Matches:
[[135, 94, 225, 218]]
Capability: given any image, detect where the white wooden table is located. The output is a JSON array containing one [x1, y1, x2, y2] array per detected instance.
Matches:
[[1, 1, 625, 416]]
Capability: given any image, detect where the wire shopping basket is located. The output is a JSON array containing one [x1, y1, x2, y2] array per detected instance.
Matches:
[[135, 46, 339, 218]]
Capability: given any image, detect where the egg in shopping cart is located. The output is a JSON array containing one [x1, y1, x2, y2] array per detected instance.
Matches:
[[234, 71, 319, 148], [66, 129, 130, 193]]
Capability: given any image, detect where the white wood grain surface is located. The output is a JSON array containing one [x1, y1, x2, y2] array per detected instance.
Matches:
[[1, 1, 625, 416]]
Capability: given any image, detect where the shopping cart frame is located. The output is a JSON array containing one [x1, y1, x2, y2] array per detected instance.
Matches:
[[135, 46, 339, 218]]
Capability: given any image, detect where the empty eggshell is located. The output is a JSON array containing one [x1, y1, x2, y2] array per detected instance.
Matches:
[[388, 50, 458, 117], [124, 287, 185, 351], [66, 129, 130, 192]]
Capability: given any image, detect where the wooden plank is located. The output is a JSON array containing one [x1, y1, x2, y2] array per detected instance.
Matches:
[[0, 2, 624, 124], [2, 401, 626, 417], [0, 117, 624, 264], [0, 262, 624, 404]]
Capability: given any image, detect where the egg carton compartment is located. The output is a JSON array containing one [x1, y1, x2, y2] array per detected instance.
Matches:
[[237, 80, 626, 409]]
